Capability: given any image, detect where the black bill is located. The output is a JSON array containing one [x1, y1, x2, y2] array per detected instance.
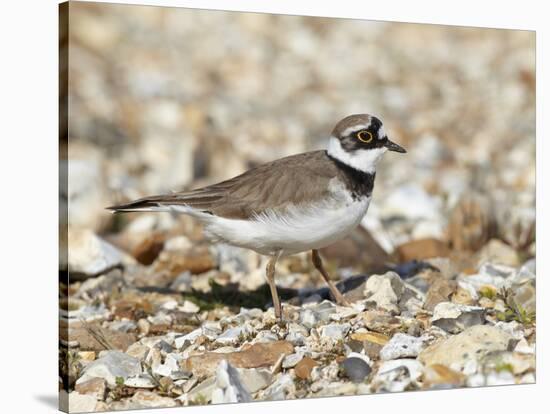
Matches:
[[384, 138, 407, 153]]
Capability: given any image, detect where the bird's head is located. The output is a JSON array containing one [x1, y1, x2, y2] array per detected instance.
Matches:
[[327, 114, 406, 173]]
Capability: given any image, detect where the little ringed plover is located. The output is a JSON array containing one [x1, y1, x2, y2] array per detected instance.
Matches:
[[108, 113, 406, 319]]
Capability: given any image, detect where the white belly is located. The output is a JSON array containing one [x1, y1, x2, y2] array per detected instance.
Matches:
[[201, 195, 371, 256]]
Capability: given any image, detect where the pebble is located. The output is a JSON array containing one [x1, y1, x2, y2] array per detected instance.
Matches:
[[237, 368, 274, 393], [68, 391, 100, 413], [282, 352, 304, 369], [77, 350, 142, 386], [419, 325, 515, 370], [351, 331, 389, 360], [262, 374, 295, 400], [74, 377, 107, 400], [373, 359, 424, 392], [294, 357, 318, 380], [423, 364, 465, 388], [424, 279, 457, 311], [185, 377, 217, 403], [380, 333, 428, 360], [211, 360, 252, 404], [396, 238, 449, 262], [215, 324, 254, 345], [341, 353, 372, 383], [181, 341, 294, 378], [124, 374, 157, 388], [110, 390, 177, 409], [431, 302, 485, 333], [363, 271, 405, 314], [174, 328, 202, 349], [65, 229, 124, 279], [299, 300, 337, 328], [319, 323, 351, 340], [152, 353, 181, 378], [477, 239, 520, 267]]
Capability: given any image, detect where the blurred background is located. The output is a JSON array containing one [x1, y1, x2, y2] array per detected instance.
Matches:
[[60, 1, 535, 299]]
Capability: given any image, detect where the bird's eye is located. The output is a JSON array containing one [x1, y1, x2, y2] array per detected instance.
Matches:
[[357, 130, 373, 143]]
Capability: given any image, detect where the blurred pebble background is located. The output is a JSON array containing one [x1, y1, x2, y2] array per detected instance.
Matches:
[[62, 2, 534, 253]]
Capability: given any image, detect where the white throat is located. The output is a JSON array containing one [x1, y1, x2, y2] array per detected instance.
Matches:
[[327, 136, 387, 174]]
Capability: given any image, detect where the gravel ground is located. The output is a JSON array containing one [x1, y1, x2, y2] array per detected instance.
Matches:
[[59, 3, 535, 412]]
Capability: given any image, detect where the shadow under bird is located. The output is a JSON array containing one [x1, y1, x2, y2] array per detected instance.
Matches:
[[107, 114, 406, 319]]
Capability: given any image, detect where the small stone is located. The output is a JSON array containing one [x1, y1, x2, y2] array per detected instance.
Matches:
[[182, 341, 294, 378], [396, 238, 450, 262], [282, 353, 304, 369], [66, 229, 124, 279], [174, 328, 202, 349], [295, 357, 318, 380], [109, 320, 137, 333], [362, 310, 402, 333], [363, 271, 405, 314], [419, 325, 515, 370], [485, 371, 516, 386], [477, 239, 520, 267], [299, 300, 337, 328], [514, 338, 535, 354], [211, 360, 252, 404], [451, 285, 476, 306], [423, 364, 465, 388], [380, 333, 427, 360], [68, 391, 99, 412], [319, 323, 351, 340], [186, 377, 217, 403], [75, 378, 106, 400], [64, 303, 110, 323], [124, 374, 157, 388], [342, 353, 372, 383], [179, 300, 200, 313], [201, 321, 223, 340], [351, 331, 389, 360], [458, 262, 516, 291], [431, 302, 485, 333], [215, 325, 252, 345], [482, 351, 535, 375], [254, 330, 280, 344], [237, 368, 274, 393], [126, 343, 149, 362], [261, 373, 295, 400], [78, 350, 142, 387], [78, 351, 96, 362], [128, 390, 177, 408], [285, 323, 309, 345], [152, 244, 217, 278], [153, 353, 181, 378], [137, 319, 151, 335], [315, 381, 358, 397], [511, 279, 536, 314], [424, 279, 457, 311], [373, 359, 424, 392]]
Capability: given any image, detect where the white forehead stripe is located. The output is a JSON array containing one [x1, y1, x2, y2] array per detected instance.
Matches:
[[378, 126, 386, 139], [341, 122, 371, 137]]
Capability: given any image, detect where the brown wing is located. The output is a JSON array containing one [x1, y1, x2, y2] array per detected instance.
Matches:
[[108, 151, 339, 219]]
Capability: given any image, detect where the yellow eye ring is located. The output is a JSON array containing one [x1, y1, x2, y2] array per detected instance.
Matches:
[[357, 130, 373, 143]]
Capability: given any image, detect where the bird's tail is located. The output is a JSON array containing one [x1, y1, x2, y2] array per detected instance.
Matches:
[[106, 195, 176, 213]]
